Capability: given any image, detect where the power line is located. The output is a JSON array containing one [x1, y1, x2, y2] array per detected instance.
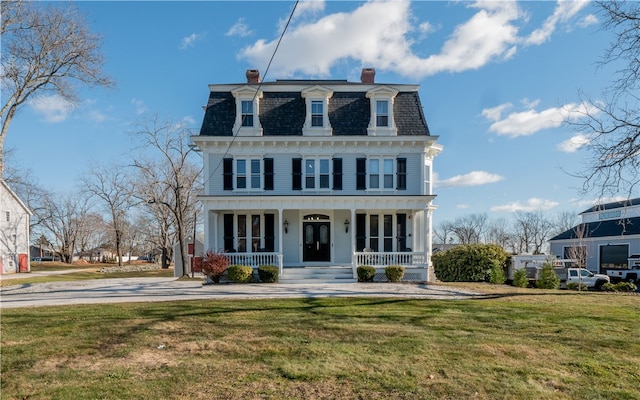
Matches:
[[203, 0, 300, 189]]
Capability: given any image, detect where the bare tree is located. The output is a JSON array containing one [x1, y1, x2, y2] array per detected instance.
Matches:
[[39, 192, 91, 263], [452, 213, 487, 245], [433, 220, 456, 244], [551, 211, 579, 237], [566, 1, 640, 197], [131, 115, 202, 276], [81, 162, 134, 267], [513, 211, 553, 254], [485, 218, 514, 251], [0, 0, 114, 174], [76, 212, 108, 262]]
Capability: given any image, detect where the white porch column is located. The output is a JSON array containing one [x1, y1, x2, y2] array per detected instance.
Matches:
[[425, 205, 436, 282], [278, 208, 284, 275], [350, 208, 356, 275]]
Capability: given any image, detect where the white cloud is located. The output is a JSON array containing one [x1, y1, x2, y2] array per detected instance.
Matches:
[[131, 98, 147, 115], [29, 94, 75, 123], [557, 134, 590, 153], [491, 197, 559, 212], [437, 170, 505, 188], [226, 19, 253, 38], [483, 101, 600, 137], [179, 32, 205, 49], [457, 204, 470, 209], [524, 0, 589, 45], [578, 14, 598, 28]]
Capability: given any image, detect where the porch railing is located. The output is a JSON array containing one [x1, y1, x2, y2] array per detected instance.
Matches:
[[226, 252, 284, 275], [353, 251, 427, 268]]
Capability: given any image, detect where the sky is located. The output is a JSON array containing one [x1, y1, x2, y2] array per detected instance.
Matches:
[[5, 0, 635, 227]]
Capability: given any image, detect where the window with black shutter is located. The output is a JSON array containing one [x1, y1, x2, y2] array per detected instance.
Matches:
[[264, 158, 274, 190], [223, 158, 233, 190], [356, 213, 366, 251], [396, 158, 406, 190], [332, 158, 342, 190], [292, 158, 302, 190], [223, 214, 234, 252], [356, 158, 366, 190], [264, 214, 275, 251]]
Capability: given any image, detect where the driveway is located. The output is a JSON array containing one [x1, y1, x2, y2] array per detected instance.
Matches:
[[0, 278, 483, 308]]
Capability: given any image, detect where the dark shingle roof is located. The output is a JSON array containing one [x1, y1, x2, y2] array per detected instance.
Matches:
[[549, 217, 640, 240], [198, 85, 430, 137], [580, 198, 640, 214]]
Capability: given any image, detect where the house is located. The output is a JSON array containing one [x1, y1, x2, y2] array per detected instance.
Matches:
[[1, 179, 32, 274], [192, 68, 442, 281], [549, 198, 640, 274]]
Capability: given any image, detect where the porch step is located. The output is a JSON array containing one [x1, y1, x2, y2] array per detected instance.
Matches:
[[280, 266, 356, 284]]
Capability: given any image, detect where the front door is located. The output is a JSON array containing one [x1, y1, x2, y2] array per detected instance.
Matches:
[[303, 222, 330, 262]]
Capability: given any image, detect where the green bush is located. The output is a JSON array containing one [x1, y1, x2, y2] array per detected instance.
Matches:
[[567, 282, 589, 291], [512, 269, 529, 288], [385, 265, 405, 282], [227, 265, 254, 283], [357, 266, 376, 282], [602, 281, 637, 292], [489, 261, 506, 284], [258, 265, 279, 283], [432, 244, 510, 282], [536, 263, 560, 289]]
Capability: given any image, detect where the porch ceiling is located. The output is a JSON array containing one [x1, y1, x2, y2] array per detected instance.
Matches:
[[198, 195, 436, 210]]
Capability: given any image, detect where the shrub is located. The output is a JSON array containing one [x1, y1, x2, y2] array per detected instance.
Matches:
[[258, 265, 279, 283], [432, 244, 510, 282], [228, 265, 254, 283], [385, 265, 405, 282], [536, 263, 560, 289], [602, 281, 637, 292], [357, 266, 376, 282], [489, 261, 506, 284], [201, 250, 229, 283], [567, 281, 588, 291], [512, 269, 529, 288]]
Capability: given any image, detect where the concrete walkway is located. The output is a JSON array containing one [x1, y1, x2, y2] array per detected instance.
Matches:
[[0, 277, 483, 308]]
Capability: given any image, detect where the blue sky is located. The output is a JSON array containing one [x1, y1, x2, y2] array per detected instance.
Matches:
[[5, 0, 631, 225]]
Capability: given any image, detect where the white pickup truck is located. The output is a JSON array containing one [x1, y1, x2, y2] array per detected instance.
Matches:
[[526, 266, 610, 290], [606, 266, 640, 283]]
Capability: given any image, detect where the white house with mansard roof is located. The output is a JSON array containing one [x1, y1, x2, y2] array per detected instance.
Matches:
[[192, 68, 442, 282]]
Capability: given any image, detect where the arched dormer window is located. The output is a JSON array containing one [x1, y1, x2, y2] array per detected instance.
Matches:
[[366, 86, 398, 136], [231, 86, 263, 136], [301, 85, 333, 136]]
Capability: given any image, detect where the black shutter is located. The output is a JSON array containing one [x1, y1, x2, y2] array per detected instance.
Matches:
[[356, 158, 366, 190], [264, 214, 275, 252], [223, 214, 234, 252], [332, 158, 342, 190], [356, 213, 366, 251], [292, 158, 302, 190], [223, 158, 233, 190], [264, 158, 274, 190], [396, 158, 406, 190], [397, 214, 407, 251]]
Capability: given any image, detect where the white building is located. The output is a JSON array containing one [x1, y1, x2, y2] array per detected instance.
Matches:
[[192, 69, 442, 281], [1, 179, 32, 274]]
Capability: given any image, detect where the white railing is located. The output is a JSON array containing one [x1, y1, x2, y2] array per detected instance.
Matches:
[[226, 252, 282, 273], [353, 251, 427, 268]]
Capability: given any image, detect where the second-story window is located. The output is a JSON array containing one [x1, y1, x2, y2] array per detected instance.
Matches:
[[292, 158, 341, 190], [357, 157, 407, 191], [241, 100, 254, 127], [224, 158, 273, 191]]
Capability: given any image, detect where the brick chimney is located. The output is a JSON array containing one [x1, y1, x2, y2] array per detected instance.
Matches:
[[360, 68, 375, 84], [246, 69, 261, 84]]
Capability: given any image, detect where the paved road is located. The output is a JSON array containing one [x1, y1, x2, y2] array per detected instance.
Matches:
[[0, 277, 483, 308]]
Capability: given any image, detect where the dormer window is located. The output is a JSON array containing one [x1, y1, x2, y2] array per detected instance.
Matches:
[[302, 85, 333, 136], [232, 86, 263, 136], [367, 86, 398, 136]]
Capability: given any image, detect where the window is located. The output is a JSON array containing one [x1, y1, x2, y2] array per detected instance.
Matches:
[[311, 101, 323, 127], [223, 158, 272, 191], [376, 100, 388, 127], [383, 214, 393, 251], [356, 213, 406, 252], [5, 211, 10, 222], [369, 160, 379, 189], [305, 159, 315, 189], [357, 158, 406, 190], [295, 158, 335, 190], [224, 214, 275, 253], [383, 159, 393, 188], [241, 100, 254, 127], [319, 159, 330, 188]]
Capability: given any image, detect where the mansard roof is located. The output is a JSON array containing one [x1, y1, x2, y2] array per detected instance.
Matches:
[[198, 77, 431, 137]]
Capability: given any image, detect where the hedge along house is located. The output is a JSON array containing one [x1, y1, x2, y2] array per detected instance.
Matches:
[[192, 69, 442, 282], [549, 198, 640, 274]]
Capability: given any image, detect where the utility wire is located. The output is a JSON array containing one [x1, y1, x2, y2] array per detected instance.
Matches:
[[203, 0, 300, 189]]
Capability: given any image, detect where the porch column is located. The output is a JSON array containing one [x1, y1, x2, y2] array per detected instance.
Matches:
[[425, 205, 436, 282], [278, 208, 284, 275], [350, 208, 356, 275]]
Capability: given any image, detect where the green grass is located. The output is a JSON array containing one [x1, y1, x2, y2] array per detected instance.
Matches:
[[1, 287, 639, 399]]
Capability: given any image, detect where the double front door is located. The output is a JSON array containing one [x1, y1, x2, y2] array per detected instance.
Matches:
[[303, 221, 330, 262]]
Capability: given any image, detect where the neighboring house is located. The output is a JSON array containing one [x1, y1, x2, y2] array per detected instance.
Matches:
[[1, 179, 32, 274], [192, 68, 442, 281], [549, 198, 640, 274], [173, 238, 204, 277]]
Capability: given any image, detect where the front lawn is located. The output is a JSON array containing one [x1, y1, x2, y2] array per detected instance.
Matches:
[[1, 289, 638, 399]]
